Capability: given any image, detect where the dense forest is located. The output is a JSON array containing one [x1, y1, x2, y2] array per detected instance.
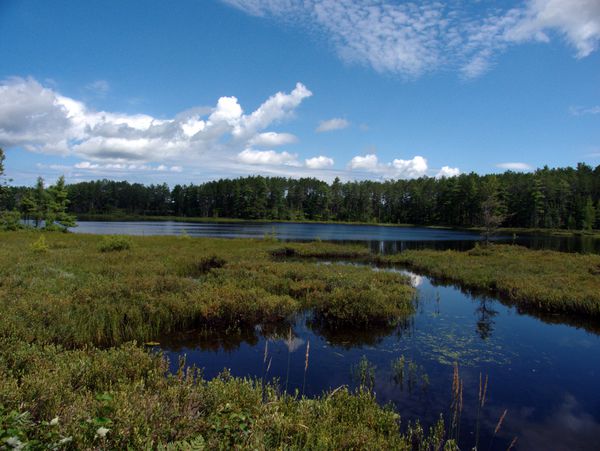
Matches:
[[2, 159, 600, 230]]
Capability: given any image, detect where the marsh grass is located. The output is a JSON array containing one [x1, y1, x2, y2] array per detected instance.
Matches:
[[390, 355, 429, 393], [0, 232, 414, 348], [0, 338, 458, 450], [352, 356, 376, 392], [385, 244, 600, 316]]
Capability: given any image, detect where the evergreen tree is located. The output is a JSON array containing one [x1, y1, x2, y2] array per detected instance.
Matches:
[[0, 148, 5, 209], [582, 196, 596, 231], [481, 193, 506, 244], [19, 193, 38, 224], [531, 177, 546, 228], [46, 175, 76, 230], [32, 177, 49, 228]]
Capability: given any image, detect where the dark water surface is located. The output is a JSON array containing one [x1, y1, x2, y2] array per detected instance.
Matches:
[[73, 220, 600, 254], [159, 266, 600, 451]]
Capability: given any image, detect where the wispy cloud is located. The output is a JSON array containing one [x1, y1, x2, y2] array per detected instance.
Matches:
[[85, 80, 110, 97], [316, 118, 349, 133], [569, 105, 600, 116], [496, 162, 532, 171], [237, 149, 300, 166], [222, 0, 600, 78]]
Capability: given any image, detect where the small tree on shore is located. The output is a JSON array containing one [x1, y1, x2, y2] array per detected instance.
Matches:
[[46, 175, 76, 230], [0, 148, 5, 206], [0, 148, 4, 180], [481, 194, 506, 244], [32, 177, 48, 228]]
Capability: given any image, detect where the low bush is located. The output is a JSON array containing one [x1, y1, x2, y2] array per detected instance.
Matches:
[[98, 235, 132, 252]]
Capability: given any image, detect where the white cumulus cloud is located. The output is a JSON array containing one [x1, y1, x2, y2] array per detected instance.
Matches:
[[349, 153, 430, 179], [436, 166, 461, 178], [0, 77, 312, 167], [237, 149, 300, 166], [305, 155, 334, 169]]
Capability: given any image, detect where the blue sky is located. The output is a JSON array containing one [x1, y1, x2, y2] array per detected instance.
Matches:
[[1, 0, 599, 185]]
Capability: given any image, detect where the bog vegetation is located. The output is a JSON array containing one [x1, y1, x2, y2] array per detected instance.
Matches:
[[385, 244, 600, 316], [0, 233, 412, 348]]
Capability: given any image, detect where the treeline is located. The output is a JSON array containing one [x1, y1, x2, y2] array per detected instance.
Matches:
[[3, 162, 600, 230]]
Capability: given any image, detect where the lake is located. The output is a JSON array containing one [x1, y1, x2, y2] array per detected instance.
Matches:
[[72, 220, 600, 254], [158, 265, 600, 451]]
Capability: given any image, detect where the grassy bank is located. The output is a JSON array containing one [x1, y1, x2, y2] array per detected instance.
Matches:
[[383, 244, 600, 316]]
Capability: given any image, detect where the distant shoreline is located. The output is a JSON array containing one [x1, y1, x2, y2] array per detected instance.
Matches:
[[74, 213, 600, 238]]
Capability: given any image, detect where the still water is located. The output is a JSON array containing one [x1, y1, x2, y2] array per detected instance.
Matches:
[[73, 220, 600, 254], [159, 266, 600, 451]]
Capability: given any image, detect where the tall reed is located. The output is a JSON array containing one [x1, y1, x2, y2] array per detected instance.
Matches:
[[302, 340, 310, 396]]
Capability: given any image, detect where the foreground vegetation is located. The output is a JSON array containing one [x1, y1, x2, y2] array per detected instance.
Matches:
[[0, 338, 454, 450], [384, 244, 600, 316]]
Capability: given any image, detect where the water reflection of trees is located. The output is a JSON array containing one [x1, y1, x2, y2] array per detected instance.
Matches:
[[474, 298, 498, 340], [159, 321, 295, 352], [307, 316, 413, 348], [422, 273, 600, 337]]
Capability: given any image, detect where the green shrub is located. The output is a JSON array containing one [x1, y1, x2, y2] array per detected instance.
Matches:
[[98, 235, 133, 252], [0, 210, 22, 231], [30, 235, 49, 253]]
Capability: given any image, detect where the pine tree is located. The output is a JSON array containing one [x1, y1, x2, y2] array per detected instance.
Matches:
[[531, 177, 546, 228], [33, 177, 49, 228], [47, 175, 76, 230], [19, 193, 38, 224], [481, 193, 506, 244], [582, 196, 596, 231], [0, 148, 5, 209]]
